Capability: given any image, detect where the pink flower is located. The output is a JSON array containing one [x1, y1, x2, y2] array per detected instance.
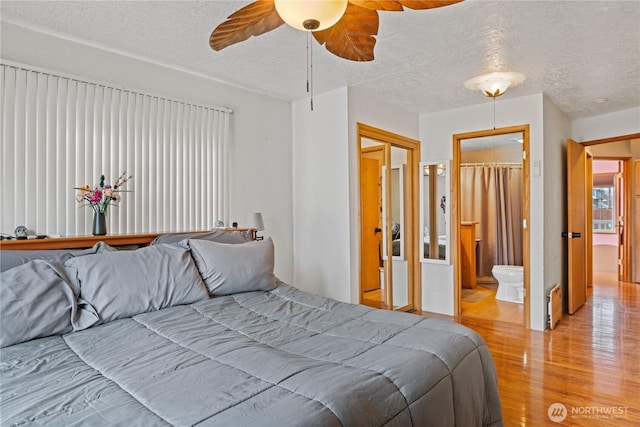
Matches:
[[87, 189, 103, 204]]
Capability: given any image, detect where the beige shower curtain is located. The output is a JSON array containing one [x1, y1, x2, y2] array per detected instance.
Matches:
[[460, 164, 523, 277]]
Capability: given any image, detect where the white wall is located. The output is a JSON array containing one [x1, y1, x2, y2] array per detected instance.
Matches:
[[571, 107, 640, 142], [291, 86, 419, 304], [542, 95, 572, 325], [419, 94, 550, 329], [1, 21, 294, 282], [291, 88, 351, 300]]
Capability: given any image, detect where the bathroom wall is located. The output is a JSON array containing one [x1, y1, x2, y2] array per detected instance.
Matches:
[[461, 145, 522, 163]]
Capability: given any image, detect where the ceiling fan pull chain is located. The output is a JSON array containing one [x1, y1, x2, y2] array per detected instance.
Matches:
[[306, 31, 314, 111], [493, 96, 496, 130], [306, 31, 310, 94]]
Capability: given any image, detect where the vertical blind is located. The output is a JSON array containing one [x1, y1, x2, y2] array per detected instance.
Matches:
[[1, 64, 231, 236]]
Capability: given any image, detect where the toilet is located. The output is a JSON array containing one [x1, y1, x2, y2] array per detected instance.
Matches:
[[492, 265, 524, 304]]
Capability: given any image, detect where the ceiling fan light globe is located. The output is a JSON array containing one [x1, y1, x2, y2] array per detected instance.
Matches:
[[274, 0, 348, 32]]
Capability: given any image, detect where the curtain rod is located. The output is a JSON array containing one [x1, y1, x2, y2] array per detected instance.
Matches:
[[461, 162, 522, 168]]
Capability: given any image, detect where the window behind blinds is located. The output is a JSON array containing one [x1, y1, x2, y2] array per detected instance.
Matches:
[[1, 63, 231, 236]]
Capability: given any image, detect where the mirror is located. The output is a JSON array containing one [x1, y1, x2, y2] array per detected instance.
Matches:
[[382, 164, 406, 260], [358, 124, 419, 312], [389, 146, 408, 307], [420, 161, 449, 263]]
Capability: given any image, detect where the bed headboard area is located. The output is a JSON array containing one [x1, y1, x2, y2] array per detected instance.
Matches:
[[0, 229, 255, 272], [0, 229, 254, 250]]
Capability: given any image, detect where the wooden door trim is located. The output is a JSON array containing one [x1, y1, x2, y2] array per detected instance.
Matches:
[[621, 158, 632, 282], [453, 124, 531, 328], [586, 154, 593, 287], [590, 156, 632, 282], [357, 123, 421, 312], [580, 134, 638, 283], [581, 133, 640, 146]]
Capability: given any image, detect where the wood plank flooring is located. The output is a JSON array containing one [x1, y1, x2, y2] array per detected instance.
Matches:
[[461, 284, 524, 325], [424, 272, 640, 426]]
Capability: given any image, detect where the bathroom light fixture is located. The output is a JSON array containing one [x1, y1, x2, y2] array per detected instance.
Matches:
[[424, 164, 446, 176], [248, 212, 265, 240], [274, 0, 347, 31], [464, 71, 525, 98]]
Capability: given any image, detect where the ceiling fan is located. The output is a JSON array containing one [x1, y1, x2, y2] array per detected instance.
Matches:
[[210, 0, 463, 62]]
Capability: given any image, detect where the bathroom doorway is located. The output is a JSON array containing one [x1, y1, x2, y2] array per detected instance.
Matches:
[[453, 125, 530, 326]]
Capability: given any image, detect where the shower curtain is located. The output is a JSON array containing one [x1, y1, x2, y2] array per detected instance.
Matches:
[[460, 164, 523, 277]]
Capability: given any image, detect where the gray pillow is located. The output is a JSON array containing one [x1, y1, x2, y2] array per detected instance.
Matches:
[[64, 244, 209, 324], [0, 241, 117, 272], [0, 260, 99, 347], [187, 238, 277, 296], [150, 230, 252, 246]]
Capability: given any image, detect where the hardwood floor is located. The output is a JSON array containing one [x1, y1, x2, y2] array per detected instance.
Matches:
[[363, 288, 385, 309], [461, 284, 524, 325], [424, 272, 640, 426]]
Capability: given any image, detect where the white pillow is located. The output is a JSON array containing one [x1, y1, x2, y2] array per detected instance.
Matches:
[[187, 238, 277, 296]]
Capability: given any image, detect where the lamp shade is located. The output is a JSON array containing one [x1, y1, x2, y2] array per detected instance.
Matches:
[[274, 0, 348, 31], [248, 212, 265, 231], [464, 71, 525, 98]]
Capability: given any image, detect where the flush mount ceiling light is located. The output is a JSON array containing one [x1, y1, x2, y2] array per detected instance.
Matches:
[[209, 0, 463, 62], [424, 164, 446, 176], [464, 71, 525, 98], [274, 0, 347, 31]]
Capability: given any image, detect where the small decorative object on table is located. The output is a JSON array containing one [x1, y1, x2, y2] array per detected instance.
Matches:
[[76, 172, 132, 236]]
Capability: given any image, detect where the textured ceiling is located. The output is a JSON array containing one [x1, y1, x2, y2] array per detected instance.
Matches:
[[1, 0, 639, 119]]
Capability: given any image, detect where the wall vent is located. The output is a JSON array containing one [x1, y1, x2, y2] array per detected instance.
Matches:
[[548, 283, 562, 330]]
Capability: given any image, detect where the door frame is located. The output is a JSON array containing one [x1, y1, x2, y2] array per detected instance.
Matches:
[[580, 133, 638, 284], [452, 124, 531, 328], [567, 133, 639, 311], [357, 123, 421, 312]]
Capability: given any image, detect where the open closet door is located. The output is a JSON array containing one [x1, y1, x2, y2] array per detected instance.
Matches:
[[566, 139, 587, 314]]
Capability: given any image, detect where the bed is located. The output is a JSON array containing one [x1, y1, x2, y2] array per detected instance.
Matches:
[[0, 231, 503, 426]]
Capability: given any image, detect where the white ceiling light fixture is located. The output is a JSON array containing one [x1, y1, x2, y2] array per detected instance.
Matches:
[[274, 0, 348, 31], [465, 71, 525, 98]]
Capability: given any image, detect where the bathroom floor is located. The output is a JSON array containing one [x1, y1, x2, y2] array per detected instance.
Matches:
[[461, 283, 524, 324]]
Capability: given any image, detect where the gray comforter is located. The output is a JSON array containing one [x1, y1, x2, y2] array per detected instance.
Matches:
[[1, 284, 502, 426]]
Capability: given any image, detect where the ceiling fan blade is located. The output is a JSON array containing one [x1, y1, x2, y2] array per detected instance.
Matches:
[[349, 0, 462, 11], [313, 3, 379, 62], [210, 0, 285, 51]]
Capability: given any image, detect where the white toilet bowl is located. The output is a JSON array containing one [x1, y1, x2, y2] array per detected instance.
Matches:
[[492, 265, 524, 304]]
